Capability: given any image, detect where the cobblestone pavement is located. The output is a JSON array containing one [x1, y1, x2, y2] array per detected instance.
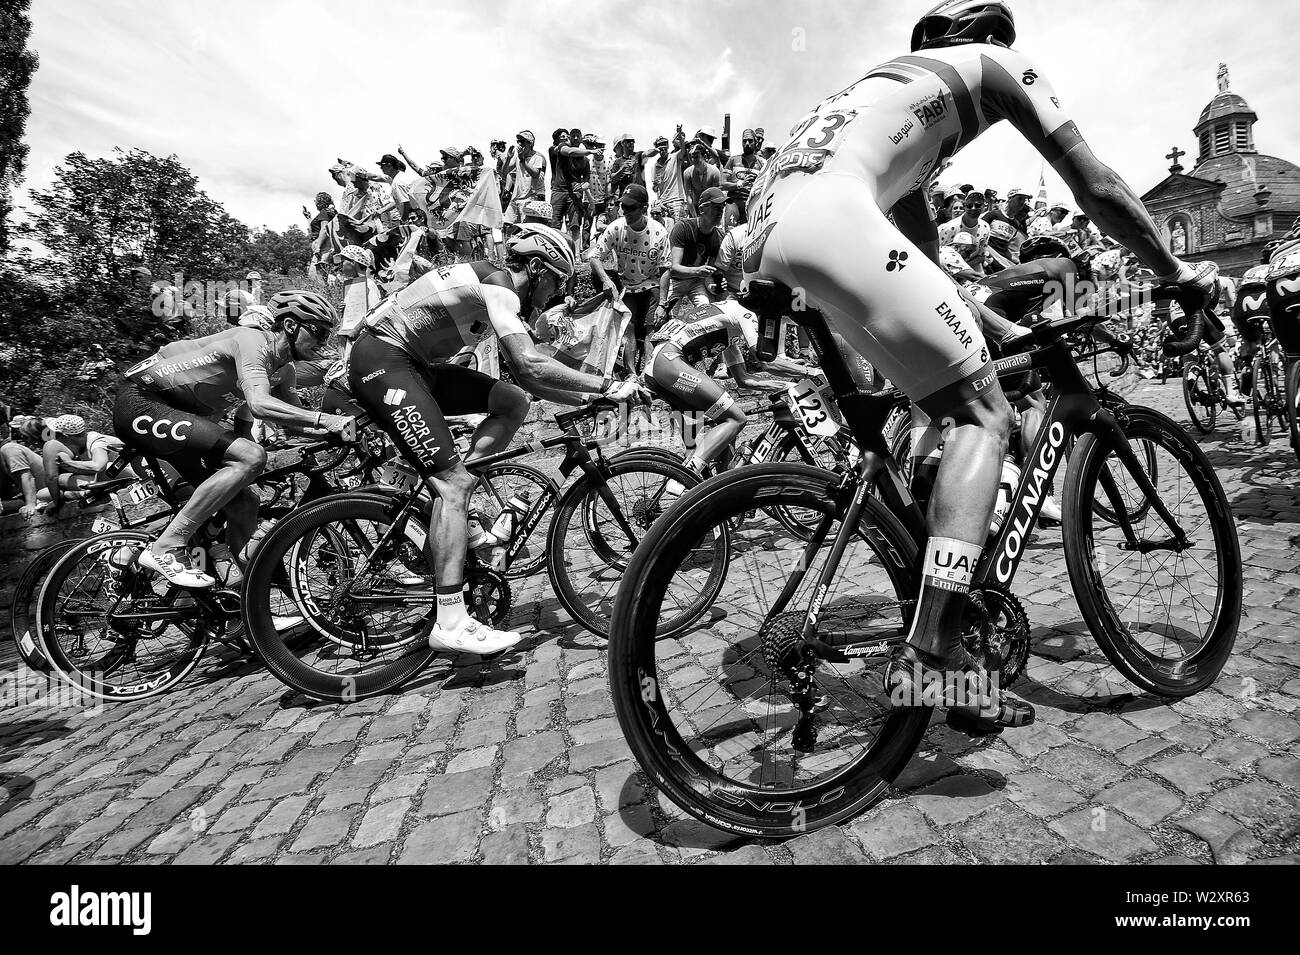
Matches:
[[1, 381, 1297, 865]]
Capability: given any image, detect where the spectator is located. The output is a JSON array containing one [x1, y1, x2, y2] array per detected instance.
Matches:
[[716, 220, 748, 298], [583, 132, 609, 242], [683, 141, 723, 216], [377, 153, 422, 223], [337, 245, 381, 339], [724, 128, 765, 181], [608, 133, 644, 198], [490, 138, 513, 210], [337, 166, 385, 244], [304, 192, 335, 240], [42, 414, 129, 507], [504, 130, 546, 223], [1, 424, 51, 517], [665, 185, 727, 313], [587, 184, 671, 373], [1028, 201, 1071, 239], [938, 189, 992, 276], [984, 184, 1032, 268], [547, 128, 594, 243], [752, 127, 767, 155], [929, 182, 947, 220], [651, 129, 690, 234], [692, 125, 722, 166], [1067, 212, 1098, 249], [941, 184, 966, 222]]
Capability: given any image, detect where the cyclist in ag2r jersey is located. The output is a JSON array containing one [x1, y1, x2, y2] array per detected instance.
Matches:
[[345, 223, 644, 657], [743, 0, 1219, 734]]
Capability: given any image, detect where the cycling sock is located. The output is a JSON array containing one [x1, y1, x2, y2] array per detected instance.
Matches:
[[154, 514, 200, 554], [906, 536, 983, 663], [436, 583, 469, 629]]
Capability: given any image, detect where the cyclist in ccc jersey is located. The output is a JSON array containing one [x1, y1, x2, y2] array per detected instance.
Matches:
[[346, 223, 643, 657], [742, 0, 1219, 732], [645, 299, 787, 474], [114, 291, 352, 587]]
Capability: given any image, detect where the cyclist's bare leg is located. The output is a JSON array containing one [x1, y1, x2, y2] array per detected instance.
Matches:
[[425, 463, 476, 629], [153, 438, 265, 553], [1215, 346, 1243, 403], [908, 386, 1012, 663], [463, 382, 530, 464], [685, 403, 745, 472], [1017, 389, 1045, 461]]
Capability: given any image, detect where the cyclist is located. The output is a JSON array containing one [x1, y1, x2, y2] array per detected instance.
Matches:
[[113, 290, 352, 587], [1233, 264, 1271, 396], [1157, 281, 1243, 409], [346, 224, 643, 656], [645, 299, 787, 474], [743, 0, 1219, 732]]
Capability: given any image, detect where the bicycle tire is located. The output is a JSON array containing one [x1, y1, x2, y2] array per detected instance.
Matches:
[[1183, 362, 1216, 433], [37, 531, 210, 701], [1251, 350, 1277, 444], [1287, 358, 1300, 464], [9, 539, 81, 671], [548, 455, 723, 639], [608, 463, 930, 837], [243, 493, 438, 701], [1062, 406, 1240, 697], [765, 430, 850, 539]]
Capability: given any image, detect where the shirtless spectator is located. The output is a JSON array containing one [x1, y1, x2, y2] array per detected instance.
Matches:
[[42, 413, 130, 509]]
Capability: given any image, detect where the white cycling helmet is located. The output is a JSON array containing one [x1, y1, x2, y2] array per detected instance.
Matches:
[[506, 223, 577, 280]]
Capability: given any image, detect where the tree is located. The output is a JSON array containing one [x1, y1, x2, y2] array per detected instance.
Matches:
[[27, 147, 250, 307], [236, 225, 313, 277], [0, 0, 39, 258]]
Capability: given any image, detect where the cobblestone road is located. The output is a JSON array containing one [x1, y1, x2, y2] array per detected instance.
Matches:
[[1, 381, 1297, 864]]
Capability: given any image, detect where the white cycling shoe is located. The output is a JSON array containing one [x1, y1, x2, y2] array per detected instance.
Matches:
[[138, 547, 215, 588], [1040, 495, 1063, 525], [428, 618, 522, 656]]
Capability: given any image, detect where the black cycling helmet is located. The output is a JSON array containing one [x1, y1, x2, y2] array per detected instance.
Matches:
[[1019, 236, 1073, 262], [911, 0, 1016, 51], [268, 289, 338, 335]]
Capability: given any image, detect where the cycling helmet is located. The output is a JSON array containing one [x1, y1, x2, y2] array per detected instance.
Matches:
[[1019, 235, 1074, 263], [51, 414, 86, 436], [1242, 264, 1270, 286], [911, 1, 1016, 51], [505, 223, 577, 280], [268, 289, 338, 335]]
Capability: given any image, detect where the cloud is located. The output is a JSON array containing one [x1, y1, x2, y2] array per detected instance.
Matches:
[[15, 0, 1300, 231]]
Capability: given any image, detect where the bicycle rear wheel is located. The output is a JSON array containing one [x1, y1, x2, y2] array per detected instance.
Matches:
[[549, 455, 724, 638], [1062, 406, 1240, 697], [1183, 362, 1217, 433], [37, 531, 211, 700], [1288, 358, 1300, 463], [10, 539, 80, 671], [608, 464, 930, 838], [243, 493, 438, 701], [1251, 346, 1285, 445]]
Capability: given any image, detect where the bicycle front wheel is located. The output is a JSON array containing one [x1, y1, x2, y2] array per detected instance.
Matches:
[[37, 531, 211, 700], [1063, 406, 1240, 697], [1183, 362, 1217, 433], [1287, 358, 1300, 463], [548, 455, 724, 638], [243, 493, 438, 701], [608, 463, 930, 838]]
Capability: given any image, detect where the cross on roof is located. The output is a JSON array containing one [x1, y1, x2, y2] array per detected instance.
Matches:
[[1166, 146, 1185, 173]]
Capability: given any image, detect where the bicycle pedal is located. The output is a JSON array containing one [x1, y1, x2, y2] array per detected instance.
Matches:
[[945, 708, 1004, 737]]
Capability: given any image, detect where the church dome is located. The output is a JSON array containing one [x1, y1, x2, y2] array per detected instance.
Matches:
[[1191, 153, 1300, 218], [1197, 91, 1256, 128]]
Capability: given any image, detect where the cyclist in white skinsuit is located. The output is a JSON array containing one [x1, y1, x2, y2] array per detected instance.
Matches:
[[744, 0, 1220, 733]]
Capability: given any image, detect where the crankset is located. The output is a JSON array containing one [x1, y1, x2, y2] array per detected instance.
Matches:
[[963, 584, 1032, 687], [465, 567, 512, 628]]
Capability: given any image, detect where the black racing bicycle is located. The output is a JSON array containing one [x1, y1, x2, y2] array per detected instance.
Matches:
[[240, 398, 728, 702], [608, 280, 1240, 837]]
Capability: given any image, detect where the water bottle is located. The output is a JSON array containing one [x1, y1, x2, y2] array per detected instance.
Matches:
[[1238, 415, 1255, 445], [489, 494, 529, 570], [989, 455, 1022, 536]]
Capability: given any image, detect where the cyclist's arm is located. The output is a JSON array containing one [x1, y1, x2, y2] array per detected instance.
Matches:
[[670, 242, 712, 279], [890, 188, 941, 266], [481, 285, 612, 397], [235, 335, 336, 430], [988, 52, 1180, 277]]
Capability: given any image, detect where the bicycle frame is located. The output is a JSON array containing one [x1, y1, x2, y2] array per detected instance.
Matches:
[[741, 282, 1189, 653]]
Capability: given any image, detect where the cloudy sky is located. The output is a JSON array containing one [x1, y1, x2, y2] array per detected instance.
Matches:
[[17, 0, 1300, 232]]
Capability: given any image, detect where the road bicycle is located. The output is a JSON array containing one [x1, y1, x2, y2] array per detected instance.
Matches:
[[1182, 340, 1245, 434], [240, 398, 727, 702], [608, 279, 1239, 837], [29, 432, 376, 699], [1248, 328, 1288, 446]]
